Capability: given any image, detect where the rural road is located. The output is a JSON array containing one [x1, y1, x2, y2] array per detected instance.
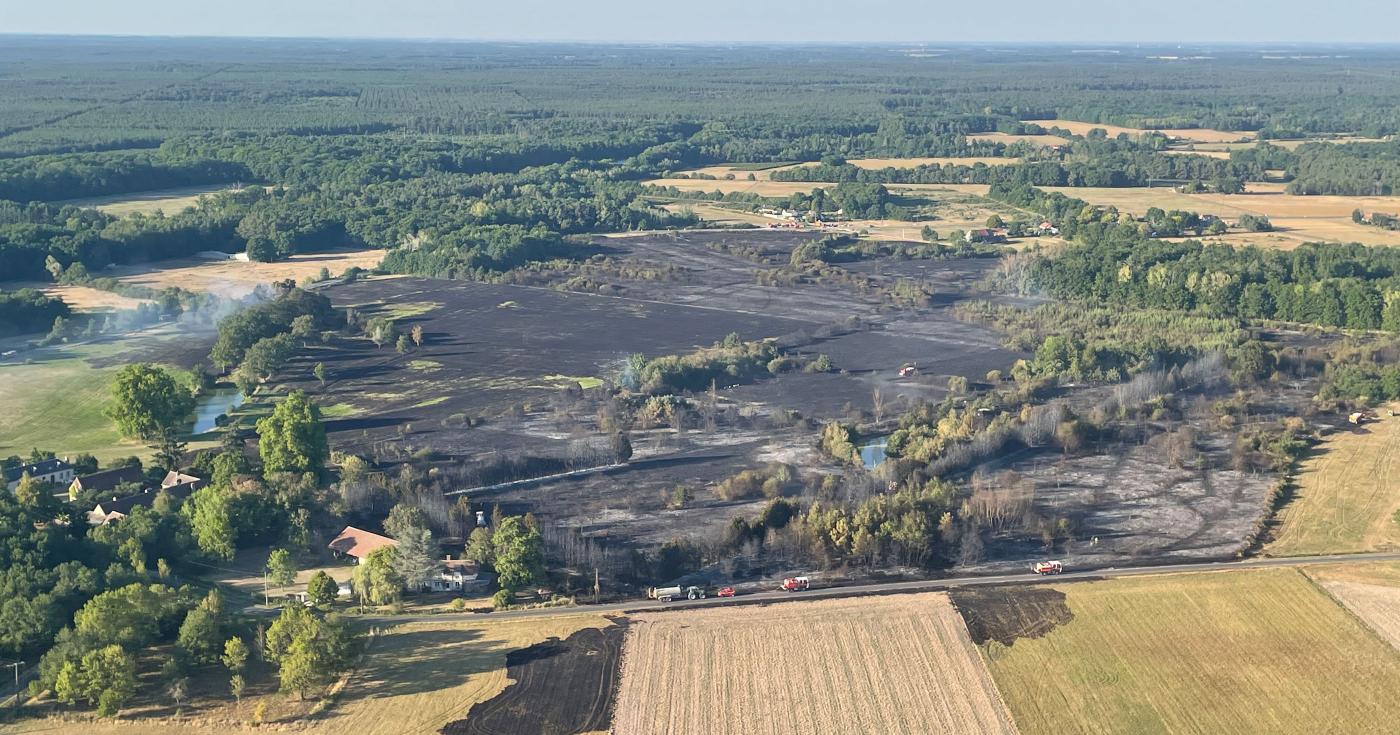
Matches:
[[372, 550, 1400, 625]]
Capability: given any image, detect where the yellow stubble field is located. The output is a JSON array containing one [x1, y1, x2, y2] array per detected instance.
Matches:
[[611, 593, 1018, 735]]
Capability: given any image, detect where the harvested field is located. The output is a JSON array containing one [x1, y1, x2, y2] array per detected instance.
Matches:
[[645, 177, 824, 197], [114, 247, 386, 296], [849, 156, 1020, 168], [612, 594, 1017, 735], [1041, 185, 1400, 248], [8, 282, 153, 312], [1317, 580, 1400, 652], [1026, 120, 1254, 143], [977, 569, 1400, 735], [442, 624, 625, 735], [674, 158, 1020, 182], [1267, 403, 1400, 556], [55, 184, 246, 216]]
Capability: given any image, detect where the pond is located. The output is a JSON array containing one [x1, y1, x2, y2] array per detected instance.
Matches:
[[859, 436, 889, 470], [192, 388, 246, 435]]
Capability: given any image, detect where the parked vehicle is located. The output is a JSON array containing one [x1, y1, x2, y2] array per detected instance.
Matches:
[[1033, 560, 1063, 575], [717, 586, 736, 597], [648, 585, 706, 602], [781, 576, 810, 592]]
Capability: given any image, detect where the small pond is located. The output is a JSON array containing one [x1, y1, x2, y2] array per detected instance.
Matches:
[[859, 436, 889, 469], [192, 388, 245, 434]]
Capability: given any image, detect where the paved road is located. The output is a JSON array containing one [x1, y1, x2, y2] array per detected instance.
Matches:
[[371, 550, 1400, 625]]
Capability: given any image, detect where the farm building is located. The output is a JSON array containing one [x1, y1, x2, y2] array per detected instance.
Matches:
[[966, 228, 1009, 244], [4, 458, 75, 491], [68, 466, 144, 497], [328, 526, 398, 563], [87, 482, 197, 525]]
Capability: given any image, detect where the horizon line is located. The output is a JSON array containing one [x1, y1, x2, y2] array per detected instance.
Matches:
[[2, 32, 1399, 48]]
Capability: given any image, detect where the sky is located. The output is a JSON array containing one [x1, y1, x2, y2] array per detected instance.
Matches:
[[3, 0, 1400, 44]]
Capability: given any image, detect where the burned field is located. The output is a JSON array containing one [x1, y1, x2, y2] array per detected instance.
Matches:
[[271, 229, 1319, 577], [441, 624, 626, 735], [269, 231, 1027, 549]]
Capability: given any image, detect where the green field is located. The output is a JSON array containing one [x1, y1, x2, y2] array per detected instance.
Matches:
[[0, 330, 204, 463], [977, 569, 1400, 735]]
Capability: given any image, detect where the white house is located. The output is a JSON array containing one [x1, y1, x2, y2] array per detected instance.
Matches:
[[5, 458, 75, 492]]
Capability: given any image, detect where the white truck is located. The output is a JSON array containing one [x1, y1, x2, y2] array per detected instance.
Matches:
[[1033, 560, 1063, 575], [648, 585, 706, 602]]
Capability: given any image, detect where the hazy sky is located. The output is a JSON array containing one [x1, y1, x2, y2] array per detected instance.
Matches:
[[3, 0, 1399, 44]]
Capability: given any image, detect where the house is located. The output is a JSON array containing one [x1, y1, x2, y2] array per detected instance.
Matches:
[[161, 470, 207, 492], [1037, 221, 1060, 236], [87, 482, 197, 525], [69, 466, 145, 498], [965, 228, 1008, 244], [422, 558, 490, 593], [328, 526, 398, 563], [5, 458, 75, 492]]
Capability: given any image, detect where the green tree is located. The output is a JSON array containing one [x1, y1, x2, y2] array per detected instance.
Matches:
[[313, 361, 326, 385], [222, 636, 249, 673], [177, 606, 223, 664], [491, 516, 545, 593], [80, 645, 137, 717], [393, 527, 440, 593], [466, 526, 495, 569], [266, 548, 298, 589], [306, 570, 339, 607], [107, 363, 195, 441], [352, 546, 403, 607], [384, 503, 428, 540], [189, 486, 237, 559], [13, 472, 44, 506], [256, 391, 328, 476]]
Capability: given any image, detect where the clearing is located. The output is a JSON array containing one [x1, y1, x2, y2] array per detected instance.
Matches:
[[1267, 404, 1400, 556], [54, 184, 247, 216], [612, 593, 1017, 735], [965, 568, 1400, 735]]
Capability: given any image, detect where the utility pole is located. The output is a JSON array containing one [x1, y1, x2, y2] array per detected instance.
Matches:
[[5, 660, 22, 713]]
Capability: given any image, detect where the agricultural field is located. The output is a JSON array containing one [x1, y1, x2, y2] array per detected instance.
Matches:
[[54, 184, 247, 216], [612, 594, 1017, 735], [964, 569, 1400, 735], [10, 613, 616, 735], [1306, 561, 1400, 652], [15, 248, 386, 312], [1041, 185, 1400, 248], [1267, 404, 1400, 556], [1026, 119, 1255, 144], [645, 177, 825, 198]]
